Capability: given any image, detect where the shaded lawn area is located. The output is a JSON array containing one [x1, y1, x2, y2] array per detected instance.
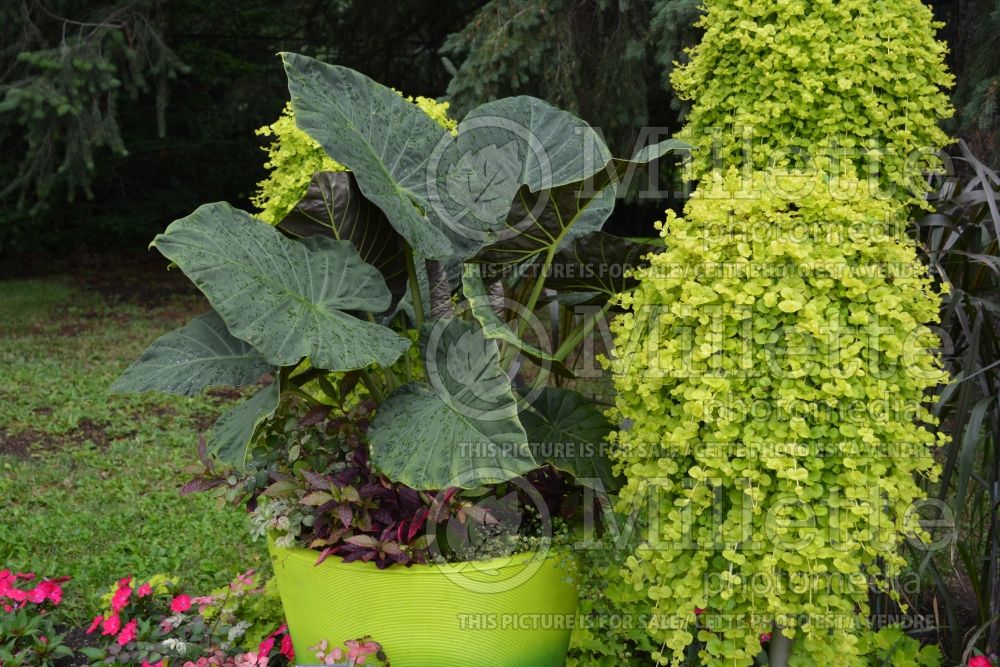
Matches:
[[0, 266, 265, 624]]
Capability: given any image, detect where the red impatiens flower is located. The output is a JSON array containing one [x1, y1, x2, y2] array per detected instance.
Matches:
[[280, 633, 294, 660], [101, 613, 122, 636], [760, 632, 772, 643], [117, 619, 138, 646], [258, 636, 275, 657], [136, 582, 153, 598], [110, 583, 132, 612], [170, 593, 192, 613], [0, 573, 68, 609], [86, 615, 103, 634], [969, 657, 993, 667]]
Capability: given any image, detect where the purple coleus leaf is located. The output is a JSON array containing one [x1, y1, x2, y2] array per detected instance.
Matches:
[[336, 504, 353, 529], [299, 404, 332, 427]]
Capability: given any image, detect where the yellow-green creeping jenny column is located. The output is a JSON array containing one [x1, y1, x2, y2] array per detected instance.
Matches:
[[608, 172, 947, 665], [609, 0, 955, 663]]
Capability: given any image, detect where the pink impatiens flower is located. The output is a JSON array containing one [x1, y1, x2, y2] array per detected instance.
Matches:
[[345, 639, 381, 663], [86, 615, 103, 634], [969, 657, 992, 667], [170, 593, 192, 613], [234, 652, 268, 667], [136, 582, 153, 598], [101, 613, 122, 636], [110, 583, 132, 612], [192, 595, 216, 613], [117, 619, 138, 646], [142, 662, 165, 667], [280, 633, 294, 660]]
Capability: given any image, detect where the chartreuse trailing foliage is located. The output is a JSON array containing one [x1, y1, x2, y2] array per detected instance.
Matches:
[[671, 0, 954, 203], [606, 0, 956, 664], [608, 171, 948, 665]]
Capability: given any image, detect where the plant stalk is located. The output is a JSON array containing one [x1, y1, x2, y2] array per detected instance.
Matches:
[[768, 627, 793, 667], [404, 245, 424, 329]]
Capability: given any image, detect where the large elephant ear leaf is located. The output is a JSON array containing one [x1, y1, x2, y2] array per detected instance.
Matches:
[[111, 311, 273, 397], [152, 202, 410, 372], [277, 171, 408, 309], [520, 386, 619, 491], [471, 138, 688, 272], [281, 53, 454, 259], [369, 319, 535, 490], [542, 231, 663, 299], [460, 96, 612, 192], [472, 181, 617, 271], [208, 378, 281, 471]]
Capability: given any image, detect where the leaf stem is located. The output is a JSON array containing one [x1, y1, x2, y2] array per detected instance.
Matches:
[[404, 245, 424, 329], [553, 300, 613, 362], [359, 368, 384, 402], [516, 246, 556, 338]]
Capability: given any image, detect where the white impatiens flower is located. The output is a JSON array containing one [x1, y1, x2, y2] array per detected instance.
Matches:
[[161, 637, 189, 654], [226, 620, 252, 646]]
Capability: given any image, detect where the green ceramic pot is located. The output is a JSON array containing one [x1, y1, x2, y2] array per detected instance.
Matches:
[[268, 538, 578, 667]]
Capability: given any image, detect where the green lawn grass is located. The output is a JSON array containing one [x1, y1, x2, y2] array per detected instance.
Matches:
[[0, 276, 265, 623]]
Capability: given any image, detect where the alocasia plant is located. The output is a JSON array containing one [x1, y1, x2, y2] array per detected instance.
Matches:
[[113, 53, 684, 565], [113, 52, 686, 558]]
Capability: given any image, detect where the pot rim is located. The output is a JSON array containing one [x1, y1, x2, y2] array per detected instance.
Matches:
[[267, 533, 565, 576]]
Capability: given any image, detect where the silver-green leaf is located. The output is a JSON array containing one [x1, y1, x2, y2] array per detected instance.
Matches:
[[208, 379, 281, 470], [368, 319, 536, 490], [281, 53, 455, 258], [461, 96, 612, 192], [111, 311, 273, 396], [461, 265, 574, 378], [520, 386, 619, 491], [152, 202, 410, 372]]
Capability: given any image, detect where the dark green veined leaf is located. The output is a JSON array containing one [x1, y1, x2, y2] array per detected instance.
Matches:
[[208, 378, 281, 470], [461, 265, 574, 378], [277, 171, 408, 309], [472, 181, 617, 272], [369, 319, 535, 490], [436, 136, 524, 257], [519, 386, 619, 491], [541, 231, 663, 298], [460, 96, 612, 192], [111, 311, 273, 396], [153, 202, 410, 372], [281, 53, 453, 258], [470, 139, 687, 271]]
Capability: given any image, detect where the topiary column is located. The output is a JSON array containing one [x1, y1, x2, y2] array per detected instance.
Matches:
[[671, 0, 953, 206], [608, 1, 955, 665]]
